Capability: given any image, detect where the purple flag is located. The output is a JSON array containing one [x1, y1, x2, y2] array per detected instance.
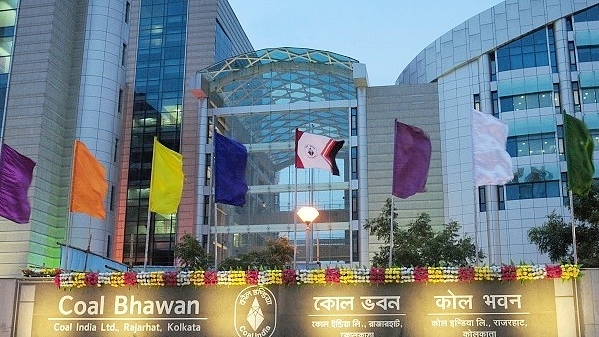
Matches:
[[392, 121, 432, 199], [215, 132, 248, 206], [0, 143, 36, 223]]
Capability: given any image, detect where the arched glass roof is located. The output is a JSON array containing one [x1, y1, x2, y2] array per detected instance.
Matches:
[[197, 47, 359, 107]]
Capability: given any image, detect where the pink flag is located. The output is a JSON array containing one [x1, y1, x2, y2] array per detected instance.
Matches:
[[0, 143, 36, 224]]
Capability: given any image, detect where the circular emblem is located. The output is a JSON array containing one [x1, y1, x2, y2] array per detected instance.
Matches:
[[234, 286, 277, 337], [304, 144, 318, 158]]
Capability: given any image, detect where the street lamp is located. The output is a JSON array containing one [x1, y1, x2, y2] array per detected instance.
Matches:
[[297, 206, 319, 266]]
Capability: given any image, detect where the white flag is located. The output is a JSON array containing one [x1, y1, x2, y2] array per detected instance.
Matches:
[[295, 129, 344, 176], [472, 109, 513, 186]]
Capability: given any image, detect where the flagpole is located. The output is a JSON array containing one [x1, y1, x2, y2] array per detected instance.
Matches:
[[143, 210, 151, 270], [210, 120, 218, 269], [213, 201, 218, 268], [569, 189, 578, 265], [293, 166, 298, 269], [472, 185, 480, 266], [64, 141, 78, 272], [484, 185, 493, 265], [389, 196, 394, 267]]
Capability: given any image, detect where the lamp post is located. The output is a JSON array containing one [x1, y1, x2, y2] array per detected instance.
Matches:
[[297, 206, 319, 267]]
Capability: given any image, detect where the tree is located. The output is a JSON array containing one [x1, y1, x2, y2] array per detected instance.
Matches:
[[174, 234, 212, 270], [528, 212, 573, 263], [527, 181, 599, 267], [364, 198, 481, 267], [218, 237, 294, 270], [528, 212, 599, 267]]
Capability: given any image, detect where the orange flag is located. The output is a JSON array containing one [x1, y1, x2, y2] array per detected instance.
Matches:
[[70, 140, 108, 219]]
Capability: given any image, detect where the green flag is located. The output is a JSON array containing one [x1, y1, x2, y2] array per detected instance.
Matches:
[[563, 112, 595, 195]]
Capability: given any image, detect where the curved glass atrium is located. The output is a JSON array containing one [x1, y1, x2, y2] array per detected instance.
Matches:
[[197, 47, 359, 265]]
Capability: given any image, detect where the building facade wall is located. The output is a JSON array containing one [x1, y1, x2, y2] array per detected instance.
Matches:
[[365, 84, 443, 261], [69, 0, 129, 259], [113, 0, 252, 265], [397, 0, 599, 264], [0, 0, 87, 277]]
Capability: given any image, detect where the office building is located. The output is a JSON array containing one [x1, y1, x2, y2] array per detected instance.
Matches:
[[3, 0, 599, 277]]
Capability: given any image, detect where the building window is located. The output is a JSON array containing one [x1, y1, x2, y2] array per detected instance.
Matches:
[[215, 20, 233, 63], [548, 26, 557, 73], [581, 86, 599, 104], [497, 28, 549, 72], [107, 235, 112, 257], [125, 2, 131, 24], [118, 89, 123, 113], [572, 81, 581, 112], [575, 45, 599, 63], [557, 125, 565, 158], [506, 166, 560, 200], [497, 186, 505, 210], [566, 16, 573, 31], [506, 133, 556, 157], [491, 91, 499, 118], [489, 52, 497, 81], [499, 92, 553, 112], [478, 186, 486, 212], [568, 42, 577, 71], [351, 190, 358, 220], [114, 138, 119, 162], [351, 146, 358, 180], [553, 84, 561, 112], [350, 107, 357, 136], [573, 4, 599, 22], [121, 43, 127, 66], [110, 185, 115, 211], [473, 94, 481, 111], [589, 129, 599, 148], [561, 172, 569, 206], [506, 181, 560, 200]]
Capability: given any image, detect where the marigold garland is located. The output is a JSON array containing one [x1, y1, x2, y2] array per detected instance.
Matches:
[[51, 264, 582, 289]]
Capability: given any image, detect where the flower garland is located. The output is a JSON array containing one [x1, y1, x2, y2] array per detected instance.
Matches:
[[52, 264, 581, 289]]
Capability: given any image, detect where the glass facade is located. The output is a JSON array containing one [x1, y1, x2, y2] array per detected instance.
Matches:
[[214, 20, 232, 63], [125, 0, 188, 266], [0, 0, 17, 135], [199, 48, 358, 265], [499, 92, 553, 112], [496, 28, 549, 72], [574, 4, 599, 22]]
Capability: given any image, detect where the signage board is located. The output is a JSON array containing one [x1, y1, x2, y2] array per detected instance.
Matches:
[[26, 280, 558, 336]]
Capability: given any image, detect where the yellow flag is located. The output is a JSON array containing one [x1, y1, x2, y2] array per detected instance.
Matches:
[[149, 137, 184, 215]]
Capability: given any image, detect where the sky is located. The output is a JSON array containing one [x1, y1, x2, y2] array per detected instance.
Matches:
[[228, 1, 503, 86]]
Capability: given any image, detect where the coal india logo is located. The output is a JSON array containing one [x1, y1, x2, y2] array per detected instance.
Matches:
[[304, 144, 318, 158], [234, 286, 277, 337]]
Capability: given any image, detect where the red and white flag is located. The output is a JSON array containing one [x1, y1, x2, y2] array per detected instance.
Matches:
[[295, 129, 344, 176]]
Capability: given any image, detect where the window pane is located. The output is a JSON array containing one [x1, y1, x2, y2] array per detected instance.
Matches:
[[543, 134, 557, 154], [526, 93, 539, 109], [582, 89, 595, 104], [522, 53, 536, 68], [506, 137, 517, 157], [519, 184, 533, 199], [538, 92, 553, 107], [546, 181, 560, 197], [513, 95, 526, 110], [510, 54, 523, 69], [506, 185, 519, 200], [528, 135, 543, 155], [500, 97, 513, 112], [533, 182, 546, 198], [517, 139, 529, 156]]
